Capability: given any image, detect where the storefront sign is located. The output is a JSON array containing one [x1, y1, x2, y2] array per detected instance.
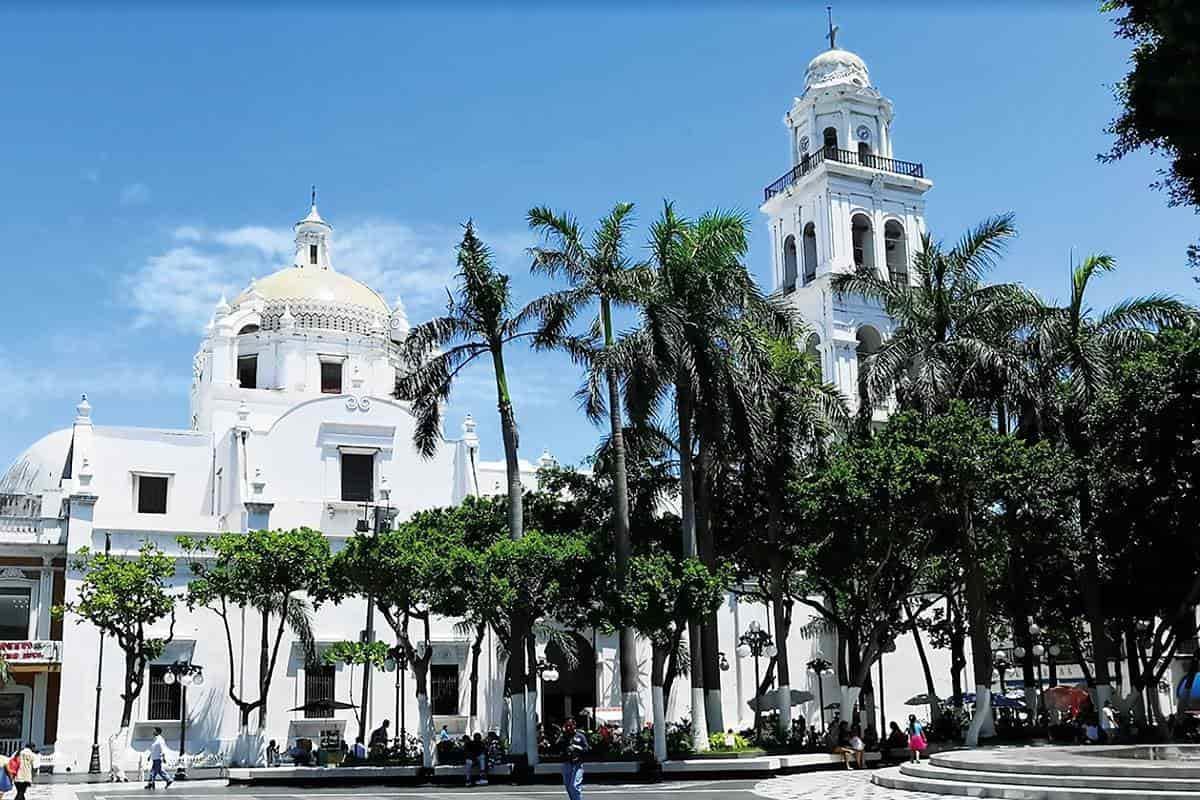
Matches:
[[0, 640, 62, 664]]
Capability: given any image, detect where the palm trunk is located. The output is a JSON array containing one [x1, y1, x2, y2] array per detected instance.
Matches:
[[602, 299, 641, 735], [491, 344, 529, 758], [961, 496, 994, 746], [694, 443, 723, 735], [675, 378, 709, 751]]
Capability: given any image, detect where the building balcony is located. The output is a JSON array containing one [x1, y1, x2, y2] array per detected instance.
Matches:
[[763, 147, 925, 202]]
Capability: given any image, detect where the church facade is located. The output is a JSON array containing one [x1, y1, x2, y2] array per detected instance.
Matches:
[[0, 37, 961, 771]]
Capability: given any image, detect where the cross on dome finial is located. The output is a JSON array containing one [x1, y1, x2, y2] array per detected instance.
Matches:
[[826, 6, 839, 50], [311, 184, 316, 208]]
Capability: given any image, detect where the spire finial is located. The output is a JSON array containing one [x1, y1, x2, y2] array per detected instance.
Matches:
[[311, 184, 317, 208], [826, 6, 839, 50]]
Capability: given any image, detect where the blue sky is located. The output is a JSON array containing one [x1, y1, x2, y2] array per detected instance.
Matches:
[[0, 2, 1195, 471]]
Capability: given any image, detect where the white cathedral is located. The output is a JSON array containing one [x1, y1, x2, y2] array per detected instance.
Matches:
[[0, 37, 962, 771]]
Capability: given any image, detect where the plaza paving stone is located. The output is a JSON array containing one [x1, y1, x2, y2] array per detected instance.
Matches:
[[754, 766, 942, 800]]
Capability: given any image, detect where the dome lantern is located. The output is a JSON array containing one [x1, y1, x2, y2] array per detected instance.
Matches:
[[293, 186, 334, 271]]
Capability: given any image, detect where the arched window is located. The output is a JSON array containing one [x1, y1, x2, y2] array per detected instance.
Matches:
[[782, 235, 798, 292], [885, 220, 908, 286], [237, 324, 260, 336], [857, 141, 871, 166], [851, 214, 874, 270], [856, 325, 883, 410], [802, 222, 818, 284], [823, 126, 838, 154], [805, 333, 822, 378]]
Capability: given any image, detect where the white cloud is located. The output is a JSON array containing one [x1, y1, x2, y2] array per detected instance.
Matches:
[[119, 182, 151, 206], [124, 217, 532, 333]]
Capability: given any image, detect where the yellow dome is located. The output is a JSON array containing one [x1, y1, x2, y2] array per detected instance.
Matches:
[[234, 266, 390, 315]]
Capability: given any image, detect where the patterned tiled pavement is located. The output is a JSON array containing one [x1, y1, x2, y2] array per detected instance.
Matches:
[[754, 767, 943, 800]]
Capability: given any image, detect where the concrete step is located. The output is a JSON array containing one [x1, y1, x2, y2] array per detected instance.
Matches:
[[874, 766, 1200, 800], [929, 749, 1200, 780], [901, 761, 1200, 792]]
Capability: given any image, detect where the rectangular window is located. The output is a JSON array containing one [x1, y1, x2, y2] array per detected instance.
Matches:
[[304, 664, 336, 719], [237, 355, 258, 389], [147, 666, 182, 720], [310, 244, 319, 265], [321, 361, 343, 394], [0, 588, 31, 641], [431, 664, 460, 716], [137, 475, 169, 514], [0, 694, 23, 740], [340, 453, 373, 502]]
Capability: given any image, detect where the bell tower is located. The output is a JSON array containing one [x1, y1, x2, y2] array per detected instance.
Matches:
[[760, 21, 933, 414]]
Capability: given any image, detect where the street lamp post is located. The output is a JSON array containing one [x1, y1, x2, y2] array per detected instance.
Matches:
[[737, 621, 776, 742], [162, 661, 205, 781], [993, 654, 1011, 695], [384, 645, 410, 762], [89, 531, 112, 775], [879, 640, 897, 738], [806, 653, 833, 732], [1048, 645, 1060, 688], [357, 499, 396, 744]]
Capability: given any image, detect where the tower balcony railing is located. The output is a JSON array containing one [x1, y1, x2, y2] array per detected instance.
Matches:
[[763, 147, 925, 201]]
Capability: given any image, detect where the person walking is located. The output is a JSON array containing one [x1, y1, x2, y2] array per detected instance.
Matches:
[[13, 742, 36, 800], [144, 727, 173, 789], [558, 718, 589, 800], [906, 715, 927, 763], [1100, 700, 1118, 744]]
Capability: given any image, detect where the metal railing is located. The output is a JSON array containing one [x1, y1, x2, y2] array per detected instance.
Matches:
[[764, 147, 925, 201]]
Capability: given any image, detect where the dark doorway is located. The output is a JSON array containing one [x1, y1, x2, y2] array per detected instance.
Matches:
[[541, 632, 597, 728]]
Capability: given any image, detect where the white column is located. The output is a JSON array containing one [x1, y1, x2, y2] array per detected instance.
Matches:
[[31, 673, 48, 746], [37, 557, 53, 639]]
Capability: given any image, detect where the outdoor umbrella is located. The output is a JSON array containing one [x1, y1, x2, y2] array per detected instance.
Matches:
[[824, 702, 841, 710], [904, 693, 938, 706], [745, 689, 815, 711], [288, 699, 357, 714], [1177, 674, 1200, 712], [1042, 685, 1091, 715]]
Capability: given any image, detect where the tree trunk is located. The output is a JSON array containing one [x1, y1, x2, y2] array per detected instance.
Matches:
[[675, 379, 709, 750], [694, 441, 723, 736], [491, 344, 529, 758], [904, 601, 942, 722], [961, 496, 994, 746], [602, 301, 641, 736], [258, 608, 270, 732], [524, 634, 539, 767], [768, 489, 792, 737], [948, 595, 966, 706], [1073, 438, 1113, 706], [468, 621, 485, 731], [651, 645, 669, 762], [119, 651, 138, 729]]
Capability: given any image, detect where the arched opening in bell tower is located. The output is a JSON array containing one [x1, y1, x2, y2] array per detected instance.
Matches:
[[857, 141, 871, 165], [802, 223, 818, 284], [851, 214, 875, 271], [884, 220, 908, 285], [782, 235, 798, 292], [823, 126, 838, 154], [855, 325, 883, 410], [804, 332, 822, 378]]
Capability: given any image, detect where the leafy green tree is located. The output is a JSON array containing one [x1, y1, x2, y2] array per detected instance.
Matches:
[[1029, 254, 1193, 703], [180, 528, 329, 748], [323, 641, 388, 729], [1101, 0, 1200, 271], [620, 551, 728, 762], [1090, 326, 1200, 722], [528, 202, 648, 733], [395, 222, 550, 758], [55, 542, 177, 729], [329, 518, 457, 768]]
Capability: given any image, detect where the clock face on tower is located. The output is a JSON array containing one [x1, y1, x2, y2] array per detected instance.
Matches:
[[856, 125, 872, 142]]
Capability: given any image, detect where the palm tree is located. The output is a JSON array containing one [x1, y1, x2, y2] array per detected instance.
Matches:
[[395, 221, 548, 760], [1028, 253, 1195, 706], [620, 203, 791, 748], [831, 213, 1020, 415], [527, 202, 649, 734], [832, 214, 1020, 746]]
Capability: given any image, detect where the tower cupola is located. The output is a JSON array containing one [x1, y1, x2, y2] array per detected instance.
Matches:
[[293, 187, 333, 270]]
